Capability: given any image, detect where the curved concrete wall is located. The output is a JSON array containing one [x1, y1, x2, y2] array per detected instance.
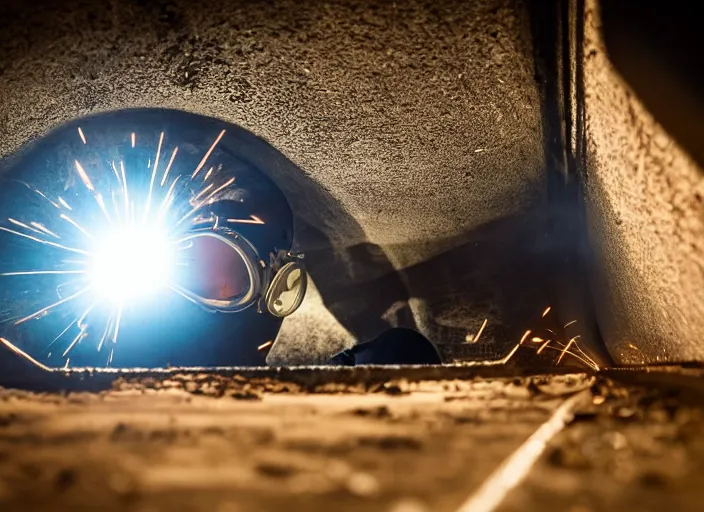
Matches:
[[583, 0, 704, 364]]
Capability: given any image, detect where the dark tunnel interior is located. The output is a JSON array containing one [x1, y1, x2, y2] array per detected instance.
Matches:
[[0, 106, 602, 370], [0, 0, 702, 373], [3, 2, 704, 512]]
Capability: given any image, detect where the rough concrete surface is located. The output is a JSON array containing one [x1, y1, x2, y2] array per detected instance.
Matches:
[[502, 369, 704, 512], [3, 368, 704, 511], [0, 0, 550, 364], [0, 0, 543, 254], [582, 0, 704, 364], [0, 373, 584, 512]]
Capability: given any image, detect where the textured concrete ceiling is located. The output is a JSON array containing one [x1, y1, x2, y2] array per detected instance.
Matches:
[[0, 0, 543, 254]]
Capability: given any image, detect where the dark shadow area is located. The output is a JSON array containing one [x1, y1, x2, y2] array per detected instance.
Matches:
[[304, 199, 611, 368], [328, 328, 441, 366], [524, 0, 613, 366]]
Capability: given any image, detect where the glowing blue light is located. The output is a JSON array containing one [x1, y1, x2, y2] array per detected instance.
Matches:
[[88, 227, 175, 303]]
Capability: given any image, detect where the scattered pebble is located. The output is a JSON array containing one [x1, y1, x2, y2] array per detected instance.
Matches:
[[346, 472, 380, 497], [616, 407, 637, 419], [603, 431, 628, 450]]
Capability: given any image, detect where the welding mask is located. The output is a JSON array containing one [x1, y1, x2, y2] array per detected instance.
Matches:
[[0, 109, 306, 368], [175, 222, 307, 318]]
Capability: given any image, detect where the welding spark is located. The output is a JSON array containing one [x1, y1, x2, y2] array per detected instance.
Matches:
[[143, 131, 165, 221], [536, 339, 551, 355], [0, 226, 90, 255], [0, 337, 51, 371], [227, 215, 265, 225], [30, 222, 60, 239], [517, 308, 599, 370], [161, 147, 179, 187], [74, 160, 94, 191], [0, 126, 259, 367], [1, 270, 87, 277], [258, 340, 273, 352], [8, 218, 47, 237], [192, 129, 226, 179], [519, 330, 531, 345], [58, 197, 72, 211], [465, 318, 487, 344], [557, 336, 577, 364], [463, 308, 599, 371]]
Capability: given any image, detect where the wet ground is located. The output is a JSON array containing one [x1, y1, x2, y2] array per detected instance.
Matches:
[[0, 366, 703, 511]]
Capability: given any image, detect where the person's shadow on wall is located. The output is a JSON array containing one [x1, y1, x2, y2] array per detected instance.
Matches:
[[232, 116, 607, 367]]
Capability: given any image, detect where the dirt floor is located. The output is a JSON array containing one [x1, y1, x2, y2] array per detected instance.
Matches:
[[0, 367, 703, 512], [502, 369, 704, 512]]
